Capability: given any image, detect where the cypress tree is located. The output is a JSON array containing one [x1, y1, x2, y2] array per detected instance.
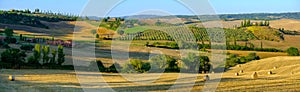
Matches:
[[42, 45, 50, 64], [247, 20, 251, 27], [241, 21, 244, 27], [50, 48, 57, 64], [57, 45, 65, 65]]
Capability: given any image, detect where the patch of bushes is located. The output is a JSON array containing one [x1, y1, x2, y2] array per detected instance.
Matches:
[[0, 48, 26, 69], [149, 55, 179, 72], [286, 47, 299, 56], [122, 59, 150, 73], [181, 53, 211, 73], [225, 52, 260, 68], [20, 44, 34, 51]]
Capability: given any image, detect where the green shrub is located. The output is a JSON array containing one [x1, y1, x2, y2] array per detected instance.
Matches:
[[122, 59, 150, 73], [199, 56, 211, 73], [20, 44, 34, 51], [149, 55, 179, 72], [1, 48, 27, 68], [57, 45, 65, 65], [225, 54, 241, 68], [182, 53, 211, 73], [246, 52, 260, 61], [286, 47, 299, 56]]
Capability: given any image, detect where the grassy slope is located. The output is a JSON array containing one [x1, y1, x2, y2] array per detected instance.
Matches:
[[246, 26, 282, 41]]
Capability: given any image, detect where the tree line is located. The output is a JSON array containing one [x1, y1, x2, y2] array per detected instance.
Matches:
[[240, 19, 270, 27], [0, 44, 66, 69], [91, 53, 211, 73]]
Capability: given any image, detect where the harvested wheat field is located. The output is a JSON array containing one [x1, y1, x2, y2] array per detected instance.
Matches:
[[1, 56, 300, 92]]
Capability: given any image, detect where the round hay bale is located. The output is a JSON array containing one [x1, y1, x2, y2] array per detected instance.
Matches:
[[268, 71, 273, 75], [239, 70, 244, 73], [291, 72, 294, 75], [251, 72, 258, 79], [8, 75, 15, 81], [203, 75, 210, 81], [235, 73, 239, 76], [273, 66, 277, 69]]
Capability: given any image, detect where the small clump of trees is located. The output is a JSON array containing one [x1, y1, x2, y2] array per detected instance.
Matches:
[[122, 59, 150, 73], [286, 47, 299, 56], [0, 48, 26, 68], [181, 53, 211, 73], [149, 55, 179, 72]]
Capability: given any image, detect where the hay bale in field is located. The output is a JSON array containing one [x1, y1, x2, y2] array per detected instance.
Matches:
[[251, 72, 258, 79], [8, 75, 15, 81], [239, 70, 244, 73], [268, 71, 273, 75], [203, 75, 210, 81], [235, 73, 239, 76], [273, 66, 277, 69]]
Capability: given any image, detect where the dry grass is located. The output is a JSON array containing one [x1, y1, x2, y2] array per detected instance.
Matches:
[[1, 56, 300, 91], [270, 19, 300, 32]]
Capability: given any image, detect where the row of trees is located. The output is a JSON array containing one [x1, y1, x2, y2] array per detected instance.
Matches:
[[225, 53, 260, 68], [240, 19, 270, 27], [144, 41, 283, 52], [92, 54, 211, 73], [27, 44, 65, 65], [0, 44, 65, 69]]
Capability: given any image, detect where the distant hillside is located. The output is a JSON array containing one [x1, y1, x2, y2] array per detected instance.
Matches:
[[158, 12, 300, 21], [0, 10, 79, 29]]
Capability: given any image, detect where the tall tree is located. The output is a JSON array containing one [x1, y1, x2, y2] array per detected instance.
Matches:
[[247, 19, 251, 27], [243, 19, 247, 27], [34, 44, 41, 62], [57, 45, 65, 65], [42, 45, 50, 64], [19, 34, 23, 41], [34, 8, 40, 13], [4, 28, 14, 43], [199, 56, 211, 73], [240, 21, 244, 27], [50, 48, 57, 64]]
